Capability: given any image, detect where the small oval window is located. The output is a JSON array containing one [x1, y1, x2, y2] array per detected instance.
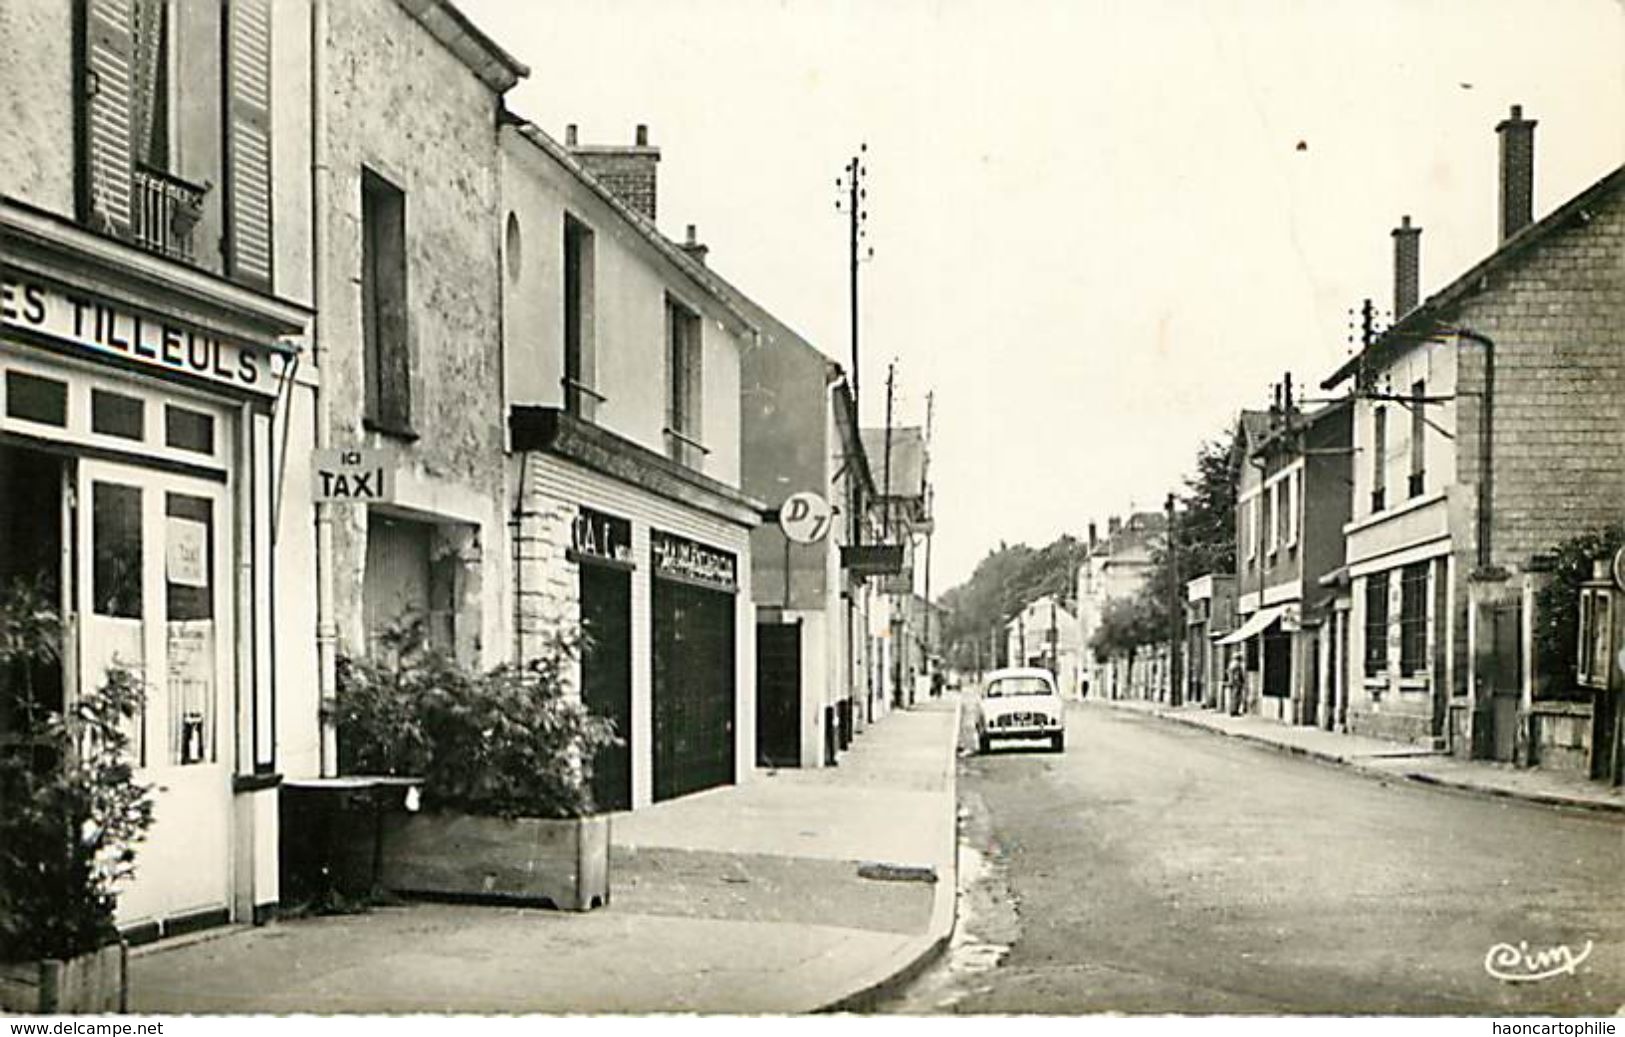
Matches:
[[505, 212, 522, 281]]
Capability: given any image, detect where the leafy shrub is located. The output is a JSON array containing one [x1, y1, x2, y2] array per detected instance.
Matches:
[[0, 581, 154, 962], [1532, 523, 1625, 697], [335, 619, 619, 819]]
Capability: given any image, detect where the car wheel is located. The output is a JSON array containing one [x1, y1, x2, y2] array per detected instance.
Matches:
[[978, 733, 991, 755], [1050, 732, 1065, 753]]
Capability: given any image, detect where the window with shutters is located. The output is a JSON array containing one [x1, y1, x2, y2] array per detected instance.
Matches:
[[76, 0, 270, 280], [362, 169, 412, 436], [663, 297, 705, 469]]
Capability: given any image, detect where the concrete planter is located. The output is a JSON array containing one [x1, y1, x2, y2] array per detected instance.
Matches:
[[0, 942, 128, 1014], [379, 811, 610, 911]]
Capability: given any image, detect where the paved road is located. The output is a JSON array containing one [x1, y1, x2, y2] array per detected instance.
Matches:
[[883, 701, 1625, 1015]]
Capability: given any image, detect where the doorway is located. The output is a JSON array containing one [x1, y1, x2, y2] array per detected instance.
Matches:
[[1478, 600, 1523, 763], [0, 444, 68, 756], [580, 563, 632, 811], [76, 457, 234, 927], [755, 621, 801, 768]]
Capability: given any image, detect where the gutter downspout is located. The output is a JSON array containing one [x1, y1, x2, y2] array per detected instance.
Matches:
[[1456, 327, 1496, 571], [311, 0, 338, 777]]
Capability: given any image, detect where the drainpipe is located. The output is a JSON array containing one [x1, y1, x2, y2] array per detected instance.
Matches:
[[1456, 327, 1496, 571], [311, 0, 338, 777]]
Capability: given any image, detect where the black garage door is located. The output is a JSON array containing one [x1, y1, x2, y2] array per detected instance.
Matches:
[[652, 578, 736, 801]]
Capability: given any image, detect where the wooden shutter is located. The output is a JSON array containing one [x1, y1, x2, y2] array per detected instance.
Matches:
[[82, 0, 135, 237], [225, 0, 273, 289]]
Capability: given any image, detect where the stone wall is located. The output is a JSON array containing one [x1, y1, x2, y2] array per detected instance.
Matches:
[[322, 0, 511, 664]]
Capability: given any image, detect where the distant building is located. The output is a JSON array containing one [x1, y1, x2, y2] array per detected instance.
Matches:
[[1185, 574, 1237, 709], [1006, 595, 1082, 695], [1221, 394, 1353, 726], [861, 426, 932, 708], [1076, 512, 1166, 699]]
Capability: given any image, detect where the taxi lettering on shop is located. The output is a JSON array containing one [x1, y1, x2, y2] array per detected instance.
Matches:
[[0, 274, 277, 395]]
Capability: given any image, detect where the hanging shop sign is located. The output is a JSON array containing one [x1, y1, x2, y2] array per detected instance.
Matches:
[[778, 491, 833, 545], [312, 449, 395, 503], [651, 530, 737, 591], [572, 507, 633, 565], [1, 274, 280, 396]]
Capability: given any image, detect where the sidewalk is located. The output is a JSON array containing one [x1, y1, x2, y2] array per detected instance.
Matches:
[[129, 696, 960, 1015], [1096, 697, 1625, 815]]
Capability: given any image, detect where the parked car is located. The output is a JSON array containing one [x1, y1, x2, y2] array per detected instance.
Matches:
[[974, 667, 1066, 753]]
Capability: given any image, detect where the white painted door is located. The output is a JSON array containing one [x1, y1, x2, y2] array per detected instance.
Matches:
[[77, 459, 234, 928]]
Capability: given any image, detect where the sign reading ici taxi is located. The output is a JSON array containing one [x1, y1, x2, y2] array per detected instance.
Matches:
[[778, 491, 833, 544], [312, 449, 394, 503]]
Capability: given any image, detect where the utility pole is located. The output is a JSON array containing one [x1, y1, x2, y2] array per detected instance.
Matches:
[[837, 147, 870, 550], [922, 390, 935, 673], [837, 145, 869, 416], [882, 360, 896, 541], [1048, 598, 1058, 683], [1167, 492, 1182, 707]]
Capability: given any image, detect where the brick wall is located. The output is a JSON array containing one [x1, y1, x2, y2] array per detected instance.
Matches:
[[1451, 180, 1625, 573], [572, 149, 659, 222], [512, 487, 580, 689]]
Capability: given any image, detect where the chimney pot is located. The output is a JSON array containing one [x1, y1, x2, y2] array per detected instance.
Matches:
[[1496, 103, 1537, 242], [1391, 214, 1422, 317], [635, 124, 649, 147], [565, 123, 578, 146], [685, 223, 697, 245]]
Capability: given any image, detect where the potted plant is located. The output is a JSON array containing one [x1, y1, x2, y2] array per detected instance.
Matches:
[[0, 580, 153, 1014], [334, 621, 618, 911]]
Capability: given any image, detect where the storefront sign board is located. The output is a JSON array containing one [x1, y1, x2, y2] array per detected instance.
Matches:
[[1, 274, 280, 397], [651, 530, 737, 591]]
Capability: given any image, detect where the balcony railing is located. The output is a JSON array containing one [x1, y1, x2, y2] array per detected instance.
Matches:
[[132, 165, 208, 262]]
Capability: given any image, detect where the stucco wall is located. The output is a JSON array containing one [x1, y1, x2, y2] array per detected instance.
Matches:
[[323, 0, 510, 665], [0, 0, 74, 216], [500, 128, 747, 487]]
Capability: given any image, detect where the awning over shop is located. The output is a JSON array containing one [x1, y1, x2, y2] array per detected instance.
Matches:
[[1215, 605, 1285, 646]]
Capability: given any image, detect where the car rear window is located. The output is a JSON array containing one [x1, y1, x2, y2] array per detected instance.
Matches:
[[985, 676, 1053, 698]]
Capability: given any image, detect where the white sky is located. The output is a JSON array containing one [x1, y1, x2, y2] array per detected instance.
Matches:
[[461, 0, 1625, 591]]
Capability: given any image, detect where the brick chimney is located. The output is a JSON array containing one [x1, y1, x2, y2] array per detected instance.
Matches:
[[1107, 516, 1122, 538], [1088, 521, 1098, 551], [570, 123, 660, 222], [1391, 214, 1421, 317], [679, 223, 708, 266], [1496, 104, 1537, 242]]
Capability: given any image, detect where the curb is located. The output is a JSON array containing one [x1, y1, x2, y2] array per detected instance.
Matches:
[[1099, 699, 1625, 818], [817, 697, 962, 1013]]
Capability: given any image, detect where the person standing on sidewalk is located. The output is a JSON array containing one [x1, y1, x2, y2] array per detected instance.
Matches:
[[1226, 654, 1247, 717]]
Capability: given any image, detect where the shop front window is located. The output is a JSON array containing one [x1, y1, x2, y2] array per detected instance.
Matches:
[[93, 483, 144, 619], [165, 493, 215, 765]]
